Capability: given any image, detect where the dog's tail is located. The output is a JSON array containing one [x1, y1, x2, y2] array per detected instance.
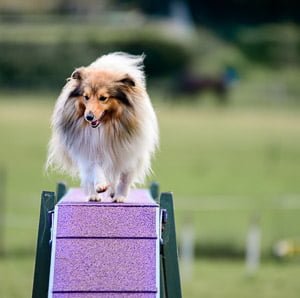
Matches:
[[45, 134, 77, 177]]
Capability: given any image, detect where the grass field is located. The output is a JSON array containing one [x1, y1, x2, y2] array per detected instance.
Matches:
[[182, 259, 300, 298], [0, 92, 300, 297]]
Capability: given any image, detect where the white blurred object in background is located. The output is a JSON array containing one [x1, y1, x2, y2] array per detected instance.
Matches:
[[180, 217, 195, 281], [245, 214, 261, 276]]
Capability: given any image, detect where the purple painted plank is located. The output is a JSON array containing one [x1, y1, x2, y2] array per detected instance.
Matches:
[[56, 205, 156, 238], [53, 238, 157, 292], [53, 293, 155, 298]]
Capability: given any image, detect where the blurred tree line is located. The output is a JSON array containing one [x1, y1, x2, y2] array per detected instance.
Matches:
[[1, 0, 300, 24], [126, 0, 300, 24], [0, 0, 299, 90], [0, 33, 190, 89]]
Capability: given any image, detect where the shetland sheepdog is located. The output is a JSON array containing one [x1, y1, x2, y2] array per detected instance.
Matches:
[[46, 52, 158, 202]]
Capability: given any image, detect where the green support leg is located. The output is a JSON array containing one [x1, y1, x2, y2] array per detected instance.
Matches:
[[160, 192, 182, 298], [32, 191, 55, 298]]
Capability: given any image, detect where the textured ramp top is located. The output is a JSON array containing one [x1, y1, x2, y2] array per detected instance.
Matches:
[[59, 188, 157, 206]]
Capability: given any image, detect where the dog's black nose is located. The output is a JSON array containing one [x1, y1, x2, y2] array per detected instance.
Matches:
[[85, 112, 94, 122]]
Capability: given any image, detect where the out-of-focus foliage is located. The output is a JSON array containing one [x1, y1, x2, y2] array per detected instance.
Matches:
[[236, 24, 300, 66], [0, 26, 190, 89], [126, 0, 300, 24]]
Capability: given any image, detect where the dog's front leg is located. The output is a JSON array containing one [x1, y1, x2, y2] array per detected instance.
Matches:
[[78, 161, 102, 202], [94, 166, 109, 194], [113, 172, 133, 203]]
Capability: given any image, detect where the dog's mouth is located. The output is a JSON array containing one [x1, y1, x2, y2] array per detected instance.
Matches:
[[89, 111, 106, 128], [91, 119, 101, 128]]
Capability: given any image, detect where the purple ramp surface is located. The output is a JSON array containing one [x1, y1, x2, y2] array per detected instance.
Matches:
[[53, 238, 156, 292], [49, 188, 159, 297], [53, 294, 155, 298]]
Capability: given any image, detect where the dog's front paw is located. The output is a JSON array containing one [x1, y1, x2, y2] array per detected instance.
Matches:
[[88, 194, 102, 202], [95, 184, 109, 193], [113, 196, 126, 203]]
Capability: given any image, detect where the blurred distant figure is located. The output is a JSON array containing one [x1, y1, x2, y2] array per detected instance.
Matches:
[[169, 0, 196, 36], [180, 217, 195, 281], [245, 214, 261, 276], [174, 66, 239, 104]]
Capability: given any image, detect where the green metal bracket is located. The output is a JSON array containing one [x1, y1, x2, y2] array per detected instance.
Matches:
[[32, 191, 55, 298], [56, 182, 67, 203], [160, 192, 182, 298], [150, 181, 160, 203]]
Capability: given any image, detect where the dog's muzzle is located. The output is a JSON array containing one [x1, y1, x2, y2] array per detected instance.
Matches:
[[85, 111, 106, 128]]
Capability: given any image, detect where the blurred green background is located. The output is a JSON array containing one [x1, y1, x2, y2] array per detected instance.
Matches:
[[1, 1, 300, 297]]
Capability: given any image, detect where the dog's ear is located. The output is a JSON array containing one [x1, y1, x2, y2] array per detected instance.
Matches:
[[118, 76, 135, 87], [75, 98, 86, 118], [71, 67, 85, 81]]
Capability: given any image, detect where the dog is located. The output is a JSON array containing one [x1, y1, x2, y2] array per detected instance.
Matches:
[[46, 52, 159, 202]]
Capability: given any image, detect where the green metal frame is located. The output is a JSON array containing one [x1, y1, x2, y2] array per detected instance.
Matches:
[[32, 191, 55, 298], [32, 182, 181, 298], [32, 182, 67, 298], [159, 192, 182, 298], [150, 182, 182, 298]]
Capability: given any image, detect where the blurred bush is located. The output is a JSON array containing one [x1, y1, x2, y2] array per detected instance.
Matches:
[[0, 30, 190, 89], [236, 24, 300, 67]]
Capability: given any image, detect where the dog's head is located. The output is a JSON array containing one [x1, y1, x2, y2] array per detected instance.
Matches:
[[69, 67, 137, 128]]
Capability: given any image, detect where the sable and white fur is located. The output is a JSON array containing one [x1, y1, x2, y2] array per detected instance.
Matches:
[[46, 52, 158, 202]]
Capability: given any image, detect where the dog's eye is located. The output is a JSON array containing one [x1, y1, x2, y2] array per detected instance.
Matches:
[[83, 95, 89, 100], [99, 96, 107, 101]]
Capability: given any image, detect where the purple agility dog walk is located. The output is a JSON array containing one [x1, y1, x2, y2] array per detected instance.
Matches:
[[48, 188, 160, 298]]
